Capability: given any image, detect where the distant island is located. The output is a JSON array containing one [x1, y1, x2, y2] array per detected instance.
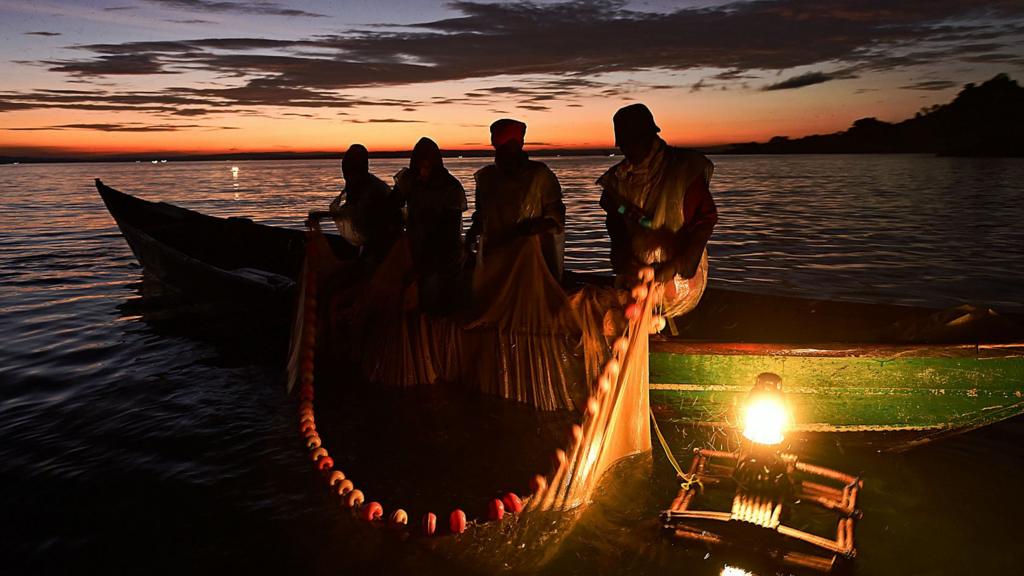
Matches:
[[725, 73, 1024, 157], [3, 74, 1021, 164]]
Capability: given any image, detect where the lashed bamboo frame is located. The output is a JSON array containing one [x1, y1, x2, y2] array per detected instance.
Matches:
[[660, 448, 862, 573]]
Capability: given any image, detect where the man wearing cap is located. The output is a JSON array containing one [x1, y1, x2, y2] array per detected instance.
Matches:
[[598, 104, 718, 317], [466, 119, 566, 279]]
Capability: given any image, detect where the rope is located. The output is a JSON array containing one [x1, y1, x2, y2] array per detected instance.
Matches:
[[650, 410, 701, 486]]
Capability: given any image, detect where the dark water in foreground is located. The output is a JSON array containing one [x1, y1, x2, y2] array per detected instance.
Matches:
[[2, 155, 1024, 575]]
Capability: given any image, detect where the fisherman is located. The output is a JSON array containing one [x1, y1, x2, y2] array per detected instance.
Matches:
[[465, 119, 565, 280], [392, 137, 467, 312], [598, 104, 718, 317], [326, 143, 400, 260]]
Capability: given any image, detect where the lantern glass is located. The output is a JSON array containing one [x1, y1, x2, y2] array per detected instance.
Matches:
[[741, 392, 788, 446]]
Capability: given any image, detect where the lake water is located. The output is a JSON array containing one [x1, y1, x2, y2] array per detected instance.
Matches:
[[2, 154, 1023, 575]]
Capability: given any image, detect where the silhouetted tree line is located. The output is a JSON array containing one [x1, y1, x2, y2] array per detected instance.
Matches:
[[728, 74, 1024, 157]]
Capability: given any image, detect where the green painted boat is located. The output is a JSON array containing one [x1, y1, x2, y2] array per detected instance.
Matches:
[[645, 287, 1024, 450]]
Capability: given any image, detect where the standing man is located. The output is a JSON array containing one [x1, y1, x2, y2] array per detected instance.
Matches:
[[466, 119, 565, 279], [598, 104, 718, 317]]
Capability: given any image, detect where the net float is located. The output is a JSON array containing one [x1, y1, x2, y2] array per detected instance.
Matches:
[[613, 336, 629, 356], [299, 412, 315, 425], [363, 501, 383, 522], [317, 456, 334, 471], [389, 509, 408, 527], [625, 303, 639, 319], [345, 489, 364, 508], [299, 383, 314, 401], [606, 358, 621, 379], [298, 400, 313, 413], [449, 509, 467, 534], [309, 447, 327, 461], [631, 284, 648, 301], [300, 421, 316, 435], [305, 435, 321, 450], [502, 493, 524, 514], [336, 479, 354, 496], [327, 470, 345, 487], [651, 315, 667, 333], [422, 512, 437, 535], [487, 498, 505, 521]]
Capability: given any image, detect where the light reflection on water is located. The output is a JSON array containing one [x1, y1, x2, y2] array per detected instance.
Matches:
[[1, 155, 1023, 575]]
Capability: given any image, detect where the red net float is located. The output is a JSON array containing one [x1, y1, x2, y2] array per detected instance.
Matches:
[[305, 435, 321, 450], [625, 303, 640, 320], [362, 501, 383, 522], [449, 509, 467, 534], [502, 493, 523, 514], [300, 421, 316, 435], [487, 498, 505, 521], [316, 456, 334, 471], [422, 512, 437, 535], [309, 447, 327, 461]]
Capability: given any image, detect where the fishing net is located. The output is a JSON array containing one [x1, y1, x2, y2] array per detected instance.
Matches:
[[289, 225, 658, 512]]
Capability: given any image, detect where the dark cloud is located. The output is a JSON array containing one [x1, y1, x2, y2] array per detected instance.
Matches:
[[6, 0, 1024, 116], [762, 72, 839, 91], [900, 80, 958, 91], [103, 6, 137, 11], [44, 54, 179, 77], [24, 31, 61, 37], [4, 123, 236, 132], [143, 0, 325, 18]]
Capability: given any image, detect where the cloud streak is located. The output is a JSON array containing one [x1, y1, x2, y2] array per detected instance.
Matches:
[[143, 0, 325, 18], [4, 0, 1024, 118]]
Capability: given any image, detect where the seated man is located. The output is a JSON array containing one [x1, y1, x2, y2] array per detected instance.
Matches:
[[326, 144, 400, 261], [598, 104, 718, 317], [466, 119, 565, 280]]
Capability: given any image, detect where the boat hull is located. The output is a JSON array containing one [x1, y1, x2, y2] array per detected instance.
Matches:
[[96, 180, 1024, 449], [649, 341, 1024, 450]]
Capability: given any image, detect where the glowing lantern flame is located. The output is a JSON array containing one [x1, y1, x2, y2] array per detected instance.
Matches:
[[741, 392, 788, 446], [721, 566, 754, 576]]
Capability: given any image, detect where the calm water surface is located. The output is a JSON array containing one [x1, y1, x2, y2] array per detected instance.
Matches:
[[2, 155, 1023, 575]]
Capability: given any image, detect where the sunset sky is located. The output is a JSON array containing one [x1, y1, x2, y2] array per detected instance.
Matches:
[[2, 0, 1023, 157]]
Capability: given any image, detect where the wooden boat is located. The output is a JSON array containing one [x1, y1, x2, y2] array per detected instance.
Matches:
[[96, 180, 1024, 450]]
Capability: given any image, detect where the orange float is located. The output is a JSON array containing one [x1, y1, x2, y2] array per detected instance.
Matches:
[[345, 489, 364, 508], [389, 509, 408, 527]]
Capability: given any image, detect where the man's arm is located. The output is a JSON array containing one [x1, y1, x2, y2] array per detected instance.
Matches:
[[672, 175, 718, 279]]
